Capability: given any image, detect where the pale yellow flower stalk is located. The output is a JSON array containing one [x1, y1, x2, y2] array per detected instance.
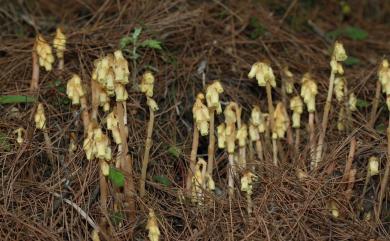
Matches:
[[146, 210, 160, 241], [290, 96, 303, 151], [316, 41, 347, 166], [224, 103, 237, 197], [206, 81, 224, 176], [250, 105, 265, 162], [36, 35, 54, 71], [301, 73, 318, 168], [140, 73, 159, 197], [35, 103, 54, 163], [241, 170, 257, 214], [53, 27, 66, 70]]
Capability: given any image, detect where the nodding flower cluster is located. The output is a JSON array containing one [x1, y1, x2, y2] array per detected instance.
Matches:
[[92, 50, 130, 106], [248, 61, 276, 88], [83, 122, 112, 163], [67, 74, 85, 105], [379, 59, 390, 109], [53, 28, 66, 59], [192, 93, 210, 136], [35, 35, 55, 71], [300, 73, 318, 113]]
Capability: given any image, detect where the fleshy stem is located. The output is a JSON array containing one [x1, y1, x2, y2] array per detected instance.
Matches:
[[207, 109, 216, 176], [140, 105, 155, 197], [369, 80, 381, 129], [117, 102, 136, 219], [30, 43, 39, 92], [186, 126, 199, 192], [377, 115, 390, 220], [309, 113, 316, 168], [265, 82, 277, 165], [315, 68, 336, 166]]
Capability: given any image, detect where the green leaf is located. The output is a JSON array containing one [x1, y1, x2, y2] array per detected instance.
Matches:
[[344, 56, 360, 66], [119, 36, 133, 49], [167, 145, 181, 158], [153, 175, 171, 187], [375, 123, 386, 133], [248, 17, 266, 39], [110, 211, 125, 226], [141, 39, 162, 50], [0, 95, 36, 104], [356, 98, 369, 108], [326, 26, 368, 41], [343, 26, 368, 40], [108, 166, 125, 187], [0, 132, 11, 151], [132, 28, 142, 42]]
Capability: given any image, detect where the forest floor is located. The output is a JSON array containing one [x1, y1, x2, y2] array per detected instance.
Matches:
[[0, 0, 390, 240]]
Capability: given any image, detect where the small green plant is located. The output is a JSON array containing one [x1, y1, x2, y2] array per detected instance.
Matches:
[[119, 28, 162, 89]]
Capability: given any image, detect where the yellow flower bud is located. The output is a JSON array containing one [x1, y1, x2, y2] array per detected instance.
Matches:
[[147, 97, 159, 111], [225, 125, 236, 154], [83, 122, 97, 160], [240, 171, 257, 195], [248, 123, 259, 142], [101, 160, 110, 176], [36, 35, 54, 71], [206, 81, 224, 113], [368, 156, 379, 177], [236, 124, 248, 147], [97, 86, 110, 112], [114, 83, 128, 101], [349, 93, 357, 112], [300, 73, 318, 112], [217, 123, 226, 149], [379, 59, 390, 95], [207, 175, 215, 191], [146, 210, 160, 241], [248, 62, 276, 87], [53, 28, 66, 59], [333, 41, 347, 62], [94, 128, 111, 160], [193, 93, 209, 136], [66, 74, 85, 105], [334, 77, 345, 102], [250, 105, 261, 126], [328, 200, 339, 218], [14, 127, 25, 144], [140, 71, 155, 97], [107, 111, 122, 144], [272, 103, 288, 139], [113, 50, 129, 84], [35, 103, 46, 129], [290, 96, 303, 128], [283, 66, 294, 94], [337, 107, 345, 131], [191, 159, 207, 203]]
